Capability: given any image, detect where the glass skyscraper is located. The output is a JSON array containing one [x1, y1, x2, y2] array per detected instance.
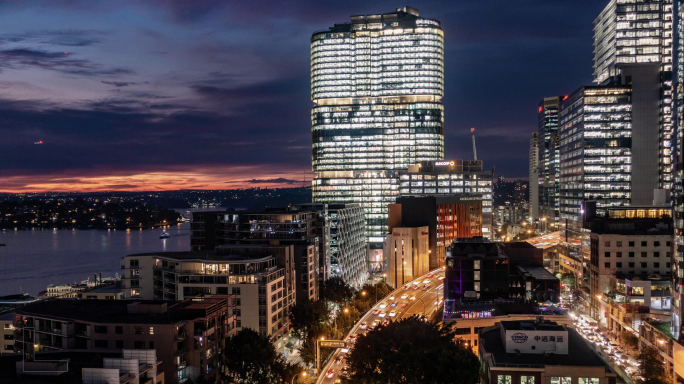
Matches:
[[593, 0, 674, 189], [310, 6, 445, 265], [537, 96, 562, 227]]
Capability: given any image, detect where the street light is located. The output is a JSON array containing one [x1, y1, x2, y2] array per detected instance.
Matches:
[[292, 371, 307, 384]]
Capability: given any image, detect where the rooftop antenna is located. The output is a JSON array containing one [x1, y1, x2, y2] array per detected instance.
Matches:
[[471, 128, 478, 161]]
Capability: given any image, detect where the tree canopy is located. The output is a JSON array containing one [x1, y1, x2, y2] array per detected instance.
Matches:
[[222, 328, 298, 384], [321, 276, 355, 304], [638, 346, 670, 384], [345, 317, 480, 384]]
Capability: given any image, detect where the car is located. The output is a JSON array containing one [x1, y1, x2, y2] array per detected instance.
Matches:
[[334, 379, 342, 384], [400, 294, 408, 299], [335, 357, 343, 365], [360, 322, 367, 330], [389, 295, 395, 300], [422, 284, 430, 290], [437, 276, 445, 280], [372, 309, 380, 315], [400, 301, 408, 307], [326, 369, 335, 378], [423, 279, 431, 284], [379, 311, 387, 317], [390, 302, 397, 307], [403, 285, 410, 290], [426, 273, 433, 278], [342, 366, 350, 376], [347, 335, 357, 343], [389, 310, 397, 317], [380, 302, 388, 308], [372, 320, 379, 327], [409, 296, 416, 301]]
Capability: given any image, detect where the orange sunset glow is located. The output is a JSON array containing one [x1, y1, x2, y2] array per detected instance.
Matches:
[[0, 166, 314, 193]]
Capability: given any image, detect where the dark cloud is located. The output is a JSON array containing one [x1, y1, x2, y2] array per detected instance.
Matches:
[[243, 178, 299, 185], [0, 48, 133, 77], [101, 81, 138, 87]]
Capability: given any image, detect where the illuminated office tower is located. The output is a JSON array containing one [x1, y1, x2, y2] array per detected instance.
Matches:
[[593, 0, 674, 189], [671, 1, 682, 339], [310, 6, 445, 269], [537, 96, 562, 227]]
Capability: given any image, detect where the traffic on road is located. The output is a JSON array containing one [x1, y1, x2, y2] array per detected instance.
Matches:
[[316, 269, 445, 384]]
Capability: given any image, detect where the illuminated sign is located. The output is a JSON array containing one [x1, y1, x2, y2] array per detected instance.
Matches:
[[434, 161, 455, 166], [511, 333, 528, 343], [320, 341, 347, 348], [416, 19, 440, 27]]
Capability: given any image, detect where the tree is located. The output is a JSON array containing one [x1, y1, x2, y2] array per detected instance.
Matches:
[[345, 317, 480, 384], [289, 298, 331, 339], [621, 330, 638, 350], [222, 328, 295, 384], [637, 346, 670, 384], [321, 276, 354, 304]]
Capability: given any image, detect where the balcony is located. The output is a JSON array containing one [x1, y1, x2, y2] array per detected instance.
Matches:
[[176, 360, 187, 370], [175, 333, 187, 342], [174, 347, 188, 357]]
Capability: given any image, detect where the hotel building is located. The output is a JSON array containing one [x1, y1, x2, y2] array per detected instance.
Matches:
[[311, 6, 445, 262]]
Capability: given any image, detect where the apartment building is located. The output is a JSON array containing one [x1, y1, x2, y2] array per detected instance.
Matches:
[[190, 208, 322, 302], [587, 206, 673, 319], [13, 296, 236, 384], [0, 311, 15, 354], [120, 245, 295, 349]]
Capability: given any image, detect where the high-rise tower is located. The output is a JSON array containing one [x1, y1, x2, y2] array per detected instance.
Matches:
[[537, 96, 562, 227], [593, 0, 674, 189], [310, 6, 445, 269]]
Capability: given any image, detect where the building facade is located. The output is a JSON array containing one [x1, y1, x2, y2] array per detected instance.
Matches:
[[479, 320, 618, 384], [120, 246, 294, 347], [538, 96, 563, 227], [384, 226, 429, 288], [190, 209, 321, 302], [327, 203, 368, 288], [593, 0, 674, 190], [530, 131, 540, 221], [311, 6, 446, 259], [0, 311, 15, 354], [389, 196, 484, 269], [397, 160, 494, 238], [14, 297, 237, 384]]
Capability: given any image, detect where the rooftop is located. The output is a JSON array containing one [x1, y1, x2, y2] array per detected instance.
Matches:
[[16, 299, 186, 324], [516, 265, 558, 282], [501, 319, 565, 332], [83, 284, 122, 294], [482, 326, 613, 369], [126, 250, 276, 263]]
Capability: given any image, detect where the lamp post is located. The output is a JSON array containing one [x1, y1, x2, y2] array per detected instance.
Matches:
[[291, 371, 307, 384]]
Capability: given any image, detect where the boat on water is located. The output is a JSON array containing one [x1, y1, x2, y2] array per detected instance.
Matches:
[[160, 231, 171, 239]]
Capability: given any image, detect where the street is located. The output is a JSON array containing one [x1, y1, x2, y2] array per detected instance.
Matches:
[[316, 268, 445, 384]]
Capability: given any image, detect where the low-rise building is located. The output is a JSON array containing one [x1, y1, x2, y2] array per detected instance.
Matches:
[[479, 319, 618, 384], [13, 296, 236, 384], [120, 245, 295, 348], [384, 226, 429, 288]]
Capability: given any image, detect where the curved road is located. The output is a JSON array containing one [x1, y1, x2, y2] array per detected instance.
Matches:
[[316, 268, 445, 384]]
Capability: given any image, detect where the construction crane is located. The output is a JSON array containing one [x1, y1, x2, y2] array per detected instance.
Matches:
[[471, 127, 478, 160]]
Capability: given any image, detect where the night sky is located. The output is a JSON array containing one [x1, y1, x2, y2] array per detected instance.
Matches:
[[0, 0, 606, 192]]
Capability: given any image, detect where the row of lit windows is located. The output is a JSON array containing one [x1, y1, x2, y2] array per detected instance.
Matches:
[[313, 103, 443, 113]]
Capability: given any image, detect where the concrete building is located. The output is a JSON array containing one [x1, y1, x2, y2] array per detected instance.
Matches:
[[479, 320, 618, 384], [0, 311, 15, 354], [190, 208, 322, 302], [384, 226, 429, 288], [13, 296, 236, 384], [120, 246, 294, 347], [444, 241, 559, 308], [311, 6, 446, 258], [538, 96, 563, 227], [530, 131, 540, 221], [397, 160, 495, 238], [389, 195, 484, 269]]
